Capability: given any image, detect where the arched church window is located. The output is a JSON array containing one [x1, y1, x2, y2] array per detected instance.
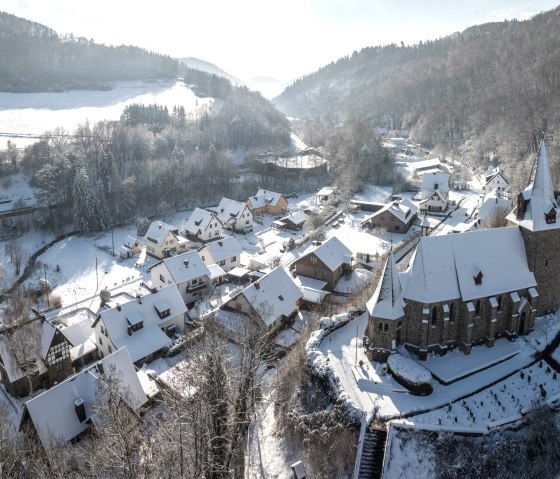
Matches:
[[431, 306, 437, 325], [378, 322, 383, 332], [449, 303, 454, 321], [497, 295, 503, 311], [475, 300, 481, 315], [384, 323, 389, 332]]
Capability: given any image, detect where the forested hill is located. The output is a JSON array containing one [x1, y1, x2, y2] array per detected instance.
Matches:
[[0, 11, 178, 92], [274, 6, 560, 164]]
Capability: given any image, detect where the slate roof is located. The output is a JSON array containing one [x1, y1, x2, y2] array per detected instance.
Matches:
[[507, 138, 559, 232], [185, 208, 220, 235], [212, 198, 252, 223], [159, 251, 211, 283], [199, 236, 242, 263], [401, 227, 536, 304], [145, 221, 179, 246], [247, 189, 285, 209], [234, 267, 303, 327], [25, 347, 149, 448], [367, 249, 405, 320], [307, 236, 352, 272], [97, 284, 186, 362]]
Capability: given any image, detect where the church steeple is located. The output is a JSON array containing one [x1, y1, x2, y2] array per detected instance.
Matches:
[[508, 136, 558, 231], [366, 247, 405, 320]]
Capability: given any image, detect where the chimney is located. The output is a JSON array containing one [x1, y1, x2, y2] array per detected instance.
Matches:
[[254, 281, 260, 290], [97, 362, 104, 374], [128, 325, 132, 336], [184, 260, 189, 267], [116, 303, 121, 311], [74, 398, 86, 423], [158, 224, 162, 229], [218, 240, 223, 246]]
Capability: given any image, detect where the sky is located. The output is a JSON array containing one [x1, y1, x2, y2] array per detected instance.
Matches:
[[3, 0, 559, 83]]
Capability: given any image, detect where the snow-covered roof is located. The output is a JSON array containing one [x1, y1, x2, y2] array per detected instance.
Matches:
[[307, 236, 352, 272], [97, 285, 186, 362], [367, 198, 418, 225], [212, 197, 251, 222], [411, 158, 442, 171], [277, 211, 307, 226], [235, 267, 303, 326], [199, 236, 242, 264], [507, 138, 559, 232], [367, 249, 405, 320], [228, 266, 250, 278], [402, 227, 536, 303], [421, 172, 449, 194], [247, 189, 285, 209], [185, 207, 219, 235], [25, 347, 148, 448], [161, 251, 211, 283], [316, 186, 336, 197], [145, 221, 178, 246], [484, 166, 509, 186], [62, 318, 97, 362], [207, 263, 227, 280]]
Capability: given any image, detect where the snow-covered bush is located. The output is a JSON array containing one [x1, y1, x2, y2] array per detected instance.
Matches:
[[387, 353, 433, 395]]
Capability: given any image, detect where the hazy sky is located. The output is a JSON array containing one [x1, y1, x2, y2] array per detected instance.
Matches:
[[3, 0, 559, 82]]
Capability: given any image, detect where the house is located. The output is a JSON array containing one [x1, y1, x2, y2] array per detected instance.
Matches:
[[316, 186, 337, 205], [362, 198, 418, 233], [0, 315, 73, 397], [478, 197, 513, 226], [144, 221, 190, 259], [92, 284, 188, 365], [61, 316, 98, 369], [184, 207, 223, 242], [273, 211, 307, 230], [25, 347, 152, 449], [198, 236, 242, 273], [419, 172, 450, 212], [366, 137, 559, 362], [120, 236, 142, 259], [483, 166, 510, 198], [246, 189, 288, 216], [293, 236, 353, 291], [150, 251, 211, 306], [221, 267, 303, 332], [210, 198, 254, 233]]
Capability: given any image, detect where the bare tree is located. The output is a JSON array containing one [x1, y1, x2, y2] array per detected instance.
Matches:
[[5, 240, 23, 276]]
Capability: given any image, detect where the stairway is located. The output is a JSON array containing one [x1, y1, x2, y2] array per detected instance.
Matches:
[[357, 427, 387, 479]]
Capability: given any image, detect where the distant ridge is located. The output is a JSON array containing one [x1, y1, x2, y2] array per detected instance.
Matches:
[[177, 57, 244, 86]]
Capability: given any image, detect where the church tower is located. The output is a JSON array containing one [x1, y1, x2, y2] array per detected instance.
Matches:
[[365, 247, 406, 362], [507, 137, 560, 315]]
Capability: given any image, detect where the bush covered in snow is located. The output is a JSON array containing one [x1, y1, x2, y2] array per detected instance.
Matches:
[[387, 354, 433, 395]]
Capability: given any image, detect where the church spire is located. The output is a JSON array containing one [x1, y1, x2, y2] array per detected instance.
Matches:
[[366, 246, 405, 320], [508, 136, 558, 231]]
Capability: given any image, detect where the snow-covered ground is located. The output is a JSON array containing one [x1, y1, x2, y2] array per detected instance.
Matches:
[[0, 80, 213, 148], [0, 173, 38, 211], [312, 310, 560, 422]]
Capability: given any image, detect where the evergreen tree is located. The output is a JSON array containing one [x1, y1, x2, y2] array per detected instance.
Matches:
[[72, 165, 96, 234], [95, 180, 112, 231]]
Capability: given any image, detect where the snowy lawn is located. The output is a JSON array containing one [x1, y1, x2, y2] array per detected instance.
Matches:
[[0, 173, 38, 211]]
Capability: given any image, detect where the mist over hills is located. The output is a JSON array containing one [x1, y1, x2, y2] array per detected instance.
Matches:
[[274, 7, 560, 166], [177, 57, 244, 86]]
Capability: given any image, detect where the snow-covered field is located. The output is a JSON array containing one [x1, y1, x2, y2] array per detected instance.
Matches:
[[0, 80, 213, 148], [0, 173, 38, 211]]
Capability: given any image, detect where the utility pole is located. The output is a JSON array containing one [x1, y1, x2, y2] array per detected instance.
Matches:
[[355, 322, 358, 367]]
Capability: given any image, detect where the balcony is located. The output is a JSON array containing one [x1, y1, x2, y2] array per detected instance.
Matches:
[[186, 282, 207, 293]]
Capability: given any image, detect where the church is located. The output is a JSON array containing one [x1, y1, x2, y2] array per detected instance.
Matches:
[[366, 138, 560, 361]]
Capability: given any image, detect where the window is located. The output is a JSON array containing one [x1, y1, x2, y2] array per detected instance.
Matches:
[[497, 296, 503, 311], [231, 256, 236, 262], [475, 300, 481, 315], [246, 220, 250, 225], [219, 260, 226, 266], [55, 352, 62, 360], [100, 326, 105, 335], [449, 303, 454, 322], [378, 322, 383, 332], [202, 255, 205, 261], [395, 225, 400, 231], [99, 336, 103, 345], [57, 363, 64, 373], [160, 274, 165, 283], [311, 256, 317, 265], [108, 345, 113, 353], [431, 306, 437, 325], [192, 278, 198, 285], [384, 323, 389, 332]]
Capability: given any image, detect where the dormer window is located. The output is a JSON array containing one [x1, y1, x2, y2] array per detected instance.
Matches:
[[545, 207, 557, 224], [474, 271, 483, 285]]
